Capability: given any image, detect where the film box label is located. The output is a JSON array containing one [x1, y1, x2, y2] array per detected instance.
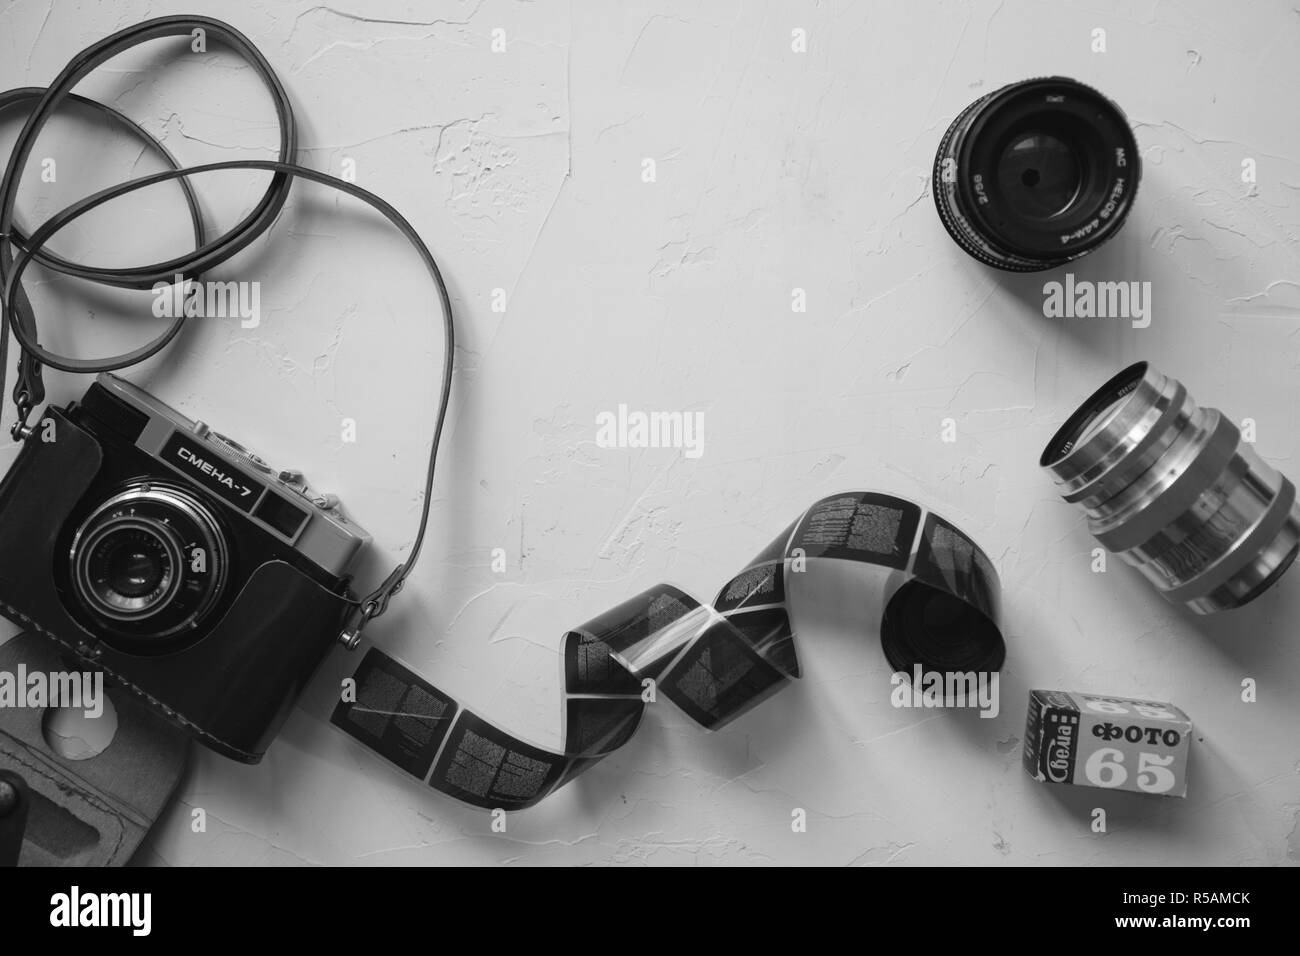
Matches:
[[1023, 690, 1191, 798]]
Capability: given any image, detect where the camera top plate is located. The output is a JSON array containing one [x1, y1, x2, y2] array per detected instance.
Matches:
[[88, 373, 371, 581]]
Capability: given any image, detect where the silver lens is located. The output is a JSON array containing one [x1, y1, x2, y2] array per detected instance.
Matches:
[[1040, 362, 1300, 614]]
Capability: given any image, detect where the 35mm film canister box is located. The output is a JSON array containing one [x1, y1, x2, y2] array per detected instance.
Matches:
[[1023, 690, 1191, 798]]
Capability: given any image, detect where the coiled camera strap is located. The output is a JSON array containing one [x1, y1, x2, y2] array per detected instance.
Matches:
[[0, 16, 454, 641]]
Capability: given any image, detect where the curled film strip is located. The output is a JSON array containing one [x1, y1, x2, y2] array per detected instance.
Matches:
[[328, 492, 1004, 810]]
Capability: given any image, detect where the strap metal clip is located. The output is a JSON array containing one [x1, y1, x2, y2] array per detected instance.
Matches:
[[338, 565, 406, 649], [9, 390, 34, 442]]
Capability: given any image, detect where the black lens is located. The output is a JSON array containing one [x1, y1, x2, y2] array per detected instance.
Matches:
[[933, 77, 1139, 272]]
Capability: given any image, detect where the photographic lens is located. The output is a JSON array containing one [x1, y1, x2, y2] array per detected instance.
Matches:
[[933, 76, 1140, 272], [1040, 362, 1300, 614], [85, 523, 176, 614], [70, 482, 228, 645]]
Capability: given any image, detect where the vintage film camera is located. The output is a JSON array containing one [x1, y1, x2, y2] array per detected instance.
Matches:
[[0, 373, 370, 762]]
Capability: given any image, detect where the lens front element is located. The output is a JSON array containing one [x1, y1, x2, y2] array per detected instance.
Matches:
[[996, 132, 1083, 220]]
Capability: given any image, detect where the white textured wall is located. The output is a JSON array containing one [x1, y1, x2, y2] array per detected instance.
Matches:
[[1, 0, 1298, 865]]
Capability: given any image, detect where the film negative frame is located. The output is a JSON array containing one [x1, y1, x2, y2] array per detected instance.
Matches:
[[329, 492, 1004, 810]]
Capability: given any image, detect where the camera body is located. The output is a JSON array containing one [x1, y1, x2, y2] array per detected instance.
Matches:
[[0, 374, 370, 762]]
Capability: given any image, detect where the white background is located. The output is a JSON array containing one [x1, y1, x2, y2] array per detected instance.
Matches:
[[1, 0, 1298, 865]]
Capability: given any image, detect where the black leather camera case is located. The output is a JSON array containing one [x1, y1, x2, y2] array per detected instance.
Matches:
[[0, 401, 352, 762]]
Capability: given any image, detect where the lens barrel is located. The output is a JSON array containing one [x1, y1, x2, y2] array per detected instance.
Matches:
[[933, 76, 1140, 271], [81, 520, 180, 617], [1040, 362, 1300, 614], [70, 482, 228, 645]]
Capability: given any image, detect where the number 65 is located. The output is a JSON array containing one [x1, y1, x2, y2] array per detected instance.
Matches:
[[1083, 749, 1176, 793]]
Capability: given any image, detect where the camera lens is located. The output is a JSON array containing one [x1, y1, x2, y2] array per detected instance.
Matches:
[[69, 483, 228, 646], [85, 523, 176, 614], [1040, 362, 1300, 614], [933, 77, 1140, 272]]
